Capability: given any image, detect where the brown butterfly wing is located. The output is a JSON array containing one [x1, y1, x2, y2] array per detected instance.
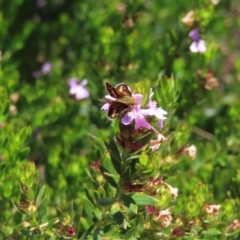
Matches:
[[108, 102, 129, 119], [115, 83, 132, 97], [106, 82, 131, 98]]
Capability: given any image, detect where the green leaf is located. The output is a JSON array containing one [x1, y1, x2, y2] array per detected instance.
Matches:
[[26, 188, 35, 201], [139, 152, 148, 165], [78, 225, 95, 240], [82, 196, 95, 219], [129, 203, 138, 214], [75, 205, 83, 224], [131, 194, 158, 206], [122, 194, 135, 207], [93, 209, 102, 220], [98, 197, 115, 206], [36, 185, 45, 206], [93, 228, 102, 240], [84, 187, 95, 205], [99, 166, 118, 188], [105, 139, 121, 162], [0, 87, 9, 120], [123, 227, 136, 239], [110, 154, 121, 176], [19, 147, 30, 159], [112, 211, 124, 225], [202, 228, 221, 236]]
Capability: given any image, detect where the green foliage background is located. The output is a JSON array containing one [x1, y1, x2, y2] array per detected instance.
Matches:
[[1, 0, 240, 238]]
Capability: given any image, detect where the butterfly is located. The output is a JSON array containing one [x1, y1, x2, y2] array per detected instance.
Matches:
[[100, 82, 137, 119]]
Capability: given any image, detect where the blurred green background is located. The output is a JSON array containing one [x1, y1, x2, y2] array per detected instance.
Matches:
[[1, 0, 240, 237]]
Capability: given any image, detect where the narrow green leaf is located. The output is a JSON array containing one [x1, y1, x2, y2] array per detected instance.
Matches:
[[202, 228, 221, 236], [107, 139, 121, 162], [123, 227, 136, 239], [79, 225, 95, 240], [36, 185, 45, 206], [131, 194, 158, 205], [82, 196, 95, 218], [110, 154, 121, 175], [93, 209, 102, 220], [98, 197, 115, 206], [93, 228, 102, 240], [99, 166, 118, 188]]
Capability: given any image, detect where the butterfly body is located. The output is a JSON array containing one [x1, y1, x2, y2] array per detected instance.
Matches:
[[101, 82, 137, 119]]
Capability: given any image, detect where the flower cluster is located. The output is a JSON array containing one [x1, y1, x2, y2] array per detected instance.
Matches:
[[68, 78, 90, 100], [189, 28, 207, 53], [145, 206, 172, 228], [101, 87, 167, 131], [203, 204, 221, 217], [32, 62, 52, 78]]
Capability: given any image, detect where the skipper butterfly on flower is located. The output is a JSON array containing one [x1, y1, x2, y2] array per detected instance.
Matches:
[[100, 82, 137, 119]]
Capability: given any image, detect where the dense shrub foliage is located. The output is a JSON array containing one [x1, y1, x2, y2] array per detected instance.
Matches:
[[1, 0, 240, 239]]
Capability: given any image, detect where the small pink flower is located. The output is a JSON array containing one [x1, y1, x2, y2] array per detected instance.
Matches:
[[189, 29, 207, 53], [101, 86, 167, 132], [155, 209, 172, 228], [163, 182, 178, 199], [41, 62, 52, 74], [181, 145, 197, 160], [228, 219, 240, 230], [149, 134, 167, 151], [121, 91, 167, 130], [203, 204, 221, 217], [68, 78, 90, 100]]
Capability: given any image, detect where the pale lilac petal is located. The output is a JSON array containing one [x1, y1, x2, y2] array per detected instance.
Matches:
[[141, 108, 156, 116], [101, 103, 110, 111], [74, 86, 90, 100], [197, 40, 207, 53], [134, 117, 151, 130], [68, 78, 78, 87], [80, 79, 88, 87], [69, 86, 77, 95], [154, 108, 168, 119], [190, 42, 199, 53], [121, 112, 134, 125], [68, 78, 89, 100], [105, 95, 117, 101], [132, 94, 143, 105], [148, 89, 157, 108], [41, 62, 51, 74], [158, 119, 163, 129]]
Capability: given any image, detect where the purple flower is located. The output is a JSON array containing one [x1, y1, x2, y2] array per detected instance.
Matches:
[[101, 89, 167, 130], [32, 71, 41, 78], [189, 28, 207, 53], [68, 78, 90, 100], [41, 62, 52, 74]]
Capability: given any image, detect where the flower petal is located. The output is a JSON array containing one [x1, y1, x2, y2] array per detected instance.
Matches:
[[134, 116, 151, 130], [198, 39, 207, 53], [80, 79, 88, 86], [75, 87, 90, 100], [189, 28, 200, 42], [101, 103, 110, 111], [190, 42, 199, 52], [121, 112, 134, 125], [132, 94, 143, 105], [68, 78, 78, 87]]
